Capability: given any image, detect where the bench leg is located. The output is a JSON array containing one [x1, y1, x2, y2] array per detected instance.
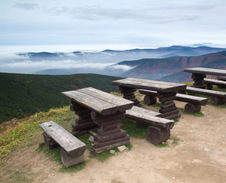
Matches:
[[158, 92, 181, 119], [192, 73, 206, 88], [210, 96, 225, 105], [144, 95, 157, 105], [119, 86, 142, 106], [60, 148, 84, 168], [147, 126, 170, 144], [70, 101, 99, 135], [43, 132, 58, 149], [91, 111, 130, 153], [185, 103, 201, 113], [206, 83, 213, 90]]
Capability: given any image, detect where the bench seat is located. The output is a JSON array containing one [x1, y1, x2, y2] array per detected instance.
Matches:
[[125, 106, 174, 144], [186, 87, 226, 105], [204, 78, 226, 89], [39, 121, 86, 167], [139, 89, 208, 113]]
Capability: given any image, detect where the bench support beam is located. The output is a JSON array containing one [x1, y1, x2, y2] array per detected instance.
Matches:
[[70, 101, 99, 135], [192, 73, 206, 88], [147, 126, 170, 145], [91, 111, 130, 153], [158, 91, 181, 119], [119, 86, 141, 107]]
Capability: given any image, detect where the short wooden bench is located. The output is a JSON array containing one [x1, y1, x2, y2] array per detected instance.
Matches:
[[125, 106, 174, 144], [139, 89, 208, 113], [39, 121, 86, 167], [204, 78, 226, 89], [186, 87, 226, 105]]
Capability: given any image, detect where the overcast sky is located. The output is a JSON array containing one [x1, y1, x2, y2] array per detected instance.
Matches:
[[1, 0, 226, 50]]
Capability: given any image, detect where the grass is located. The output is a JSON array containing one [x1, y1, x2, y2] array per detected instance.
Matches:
[[36, 142, 86, 173]]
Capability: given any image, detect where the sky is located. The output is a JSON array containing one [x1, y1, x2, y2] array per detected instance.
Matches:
[[1, 0, 226, 51]]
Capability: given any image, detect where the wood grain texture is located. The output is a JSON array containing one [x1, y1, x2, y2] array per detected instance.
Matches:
[[184, 67, 226, 76], [39, 121, 86, 157], [125, 106, 174, 129], [113, 78, 186, 93], [186, 87, 226, 97], [140, 89, 208, 105], [62, 87, 134, 116]]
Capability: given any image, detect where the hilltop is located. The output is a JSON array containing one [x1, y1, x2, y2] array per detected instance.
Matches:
[[0, 73, 121, 124], [0, 91, 225, 182]]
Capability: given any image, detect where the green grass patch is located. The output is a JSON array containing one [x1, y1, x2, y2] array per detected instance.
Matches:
[[155, 143, 169, 148], [36, 142, 86, 173], [120, 118, 146, 139]]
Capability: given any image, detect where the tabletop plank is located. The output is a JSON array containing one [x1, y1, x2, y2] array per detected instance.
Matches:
[[184, 67, 226, 76], [112, 78, 186, 93], [62, 87, 134, 116]]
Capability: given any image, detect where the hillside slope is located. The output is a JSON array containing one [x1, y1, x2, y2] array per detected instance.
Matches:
[[0, 73, 121, 123], [118, 51, 226, 82]]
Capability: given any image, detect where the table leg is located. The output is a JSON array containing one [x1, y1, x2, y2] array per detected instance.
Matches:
[[192, 73, 206, 88], [90, 111, 130, 154], [70, 101, 98, 135], [158, 92, 181, 119], [119, 86, 141, 106]]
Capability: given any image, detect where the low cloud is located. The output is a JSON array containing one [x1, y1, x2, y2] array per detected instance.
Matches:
[[13, 3, 38, 10]]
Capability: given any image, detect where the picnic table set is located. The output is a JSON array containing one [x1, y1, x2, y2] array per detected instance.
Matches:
[[39, 67, 226, 167]]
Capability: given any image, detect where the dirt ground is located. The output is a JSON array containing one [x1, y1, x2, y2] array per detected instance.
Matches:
[[1, 101, 226, 183]]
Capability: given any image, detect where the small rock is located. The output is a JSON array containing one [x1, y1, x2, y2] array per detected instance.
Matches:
[[117, 145, 127, 152], [88, 136, 94, 143], [203, 147, 210, 152], [110, 150, 115, 154], [172, 177, 176, 180]]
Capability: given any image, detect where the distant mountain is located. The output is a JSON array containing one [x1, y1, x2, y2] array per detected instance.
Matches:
[[0, 73, 121, 123], [117, 51, 226, 82], [19, 45, 226, 63]]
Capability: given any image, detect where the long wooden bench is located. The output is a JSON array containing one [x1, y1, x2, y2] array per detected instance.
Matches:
[[125, 106, 174, 145], [204, 78, 226, 89], [186, 87, 226, 105], [139, 89, 208, 113], [39, 121, 86, 167]]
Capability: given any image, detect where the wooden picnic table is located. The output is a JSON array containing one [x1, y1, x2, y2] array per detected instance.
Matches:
[[112, 78, 186, 119], [61, 87, 134, 153], [184, 67, 226, 88]]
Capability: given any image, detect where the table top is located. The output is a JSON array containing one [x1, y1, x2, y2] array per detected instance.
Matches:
[[112, 78, 186, 93], [61, 87, 134, 116], [184, 67, 226, 76]]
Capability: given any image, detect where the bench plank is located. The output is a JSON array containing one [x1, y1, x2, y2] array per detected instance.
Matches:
[[204, 78, 226, 86], [39, 121, 86, 157], [139, 89, 208, 105], [113, 78, 186, 93], [62, 87, 133, 116], [125, 106, 173, 129], [184, 67, 226, 76], [186, 87, 226, 97]]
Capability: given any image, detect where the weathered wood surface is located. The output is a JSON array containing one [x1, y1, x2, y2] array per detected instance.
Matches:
[[39, 121, 86, 157], [217, 76, 226, 81], [112, 78, 186, 93], [147, 126, 170, 145], [62, 87, 134, 116], [186, 87, 226, 97], [119, 86, 141, 106], [204, 78, 226, 85], [184, 67, 226, 76], [125, 106, 174, 130], [140, 89, 208, 105]]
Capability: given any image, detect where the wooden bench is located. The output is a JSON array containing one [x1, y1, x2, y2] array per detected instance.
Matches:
[[186, 87, 226, 105], [39, 121, 86, 167], [139, 89, 208, 113], [217, 76, 226, 81], [204, 78, 226, 89], [125, 106, 174, 144]]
